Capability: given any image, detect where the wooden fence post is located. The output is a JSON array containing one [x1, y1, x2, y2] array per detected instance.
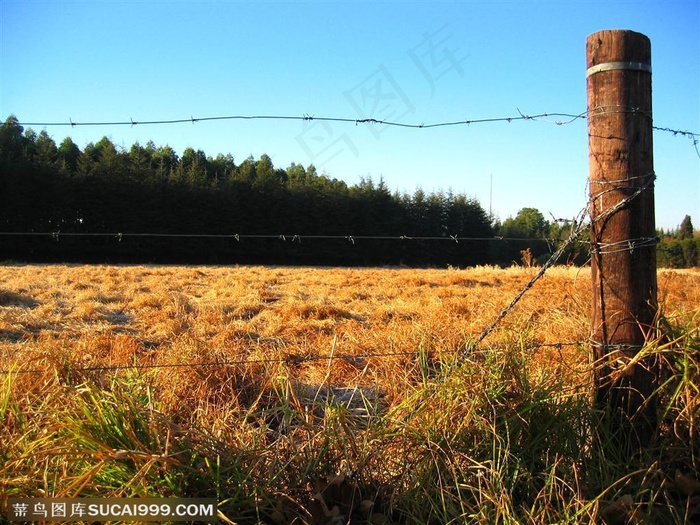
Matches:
[[586, 30, 658, 449]]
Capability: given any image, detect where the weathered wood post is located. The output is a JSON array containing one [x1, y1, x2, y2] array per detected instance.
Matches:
[[586, 30, 658, 449]]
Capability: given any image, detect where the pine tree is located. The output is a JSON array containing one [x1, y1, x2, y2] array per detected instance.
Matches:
[[678, 215, 694, 240]]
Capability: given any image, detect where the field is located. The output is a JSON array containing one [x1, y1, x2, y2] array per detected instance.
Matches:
[[1, 263, 699, 524]]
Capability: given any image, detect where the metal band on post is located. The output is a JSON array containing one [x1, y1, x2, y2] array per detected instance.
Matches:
[[586, 61, 651, 77]]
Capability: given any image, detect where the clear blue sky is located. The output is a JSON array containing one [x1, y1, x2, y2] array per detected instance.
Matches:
[[2, 0, 698, 230]]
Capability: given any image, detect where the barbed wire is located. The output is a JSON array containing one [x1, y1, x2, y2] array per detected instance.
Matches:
[[0, 341, 586, 376], [0, 231, 577, 245], [459, 152, 663, 364], [464, 163, 663, 356], [461, 204, 591, 358], [653, 125, 700, 157], [589, 171, 657, 224], [10, 108, 692, 133], [16, 111, 587, 129], [15, 108, 698, 156]]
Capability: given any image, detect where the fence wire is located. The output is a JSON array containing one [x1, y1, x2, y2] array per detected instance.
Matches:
[[14, 107, 698, 136], [464, 161, 662, 357], [15, 109, 699, 157], [462, 204, 591, 357], [0, 342, 585, 376], [0, 231, 575, 245], [16, 111, 588, 129], [13, 108, 698, 166]]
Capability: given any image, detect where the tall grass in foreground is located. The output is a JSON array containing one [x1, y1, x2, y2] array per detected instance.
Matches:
[[2, 312, 698, 524]]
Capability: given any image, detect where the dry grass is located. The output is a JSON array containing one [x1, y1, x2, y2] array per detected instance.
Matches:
[[1, 263, 699, 524], [0, 264, 594, 409], [0, 264, 593, 368]]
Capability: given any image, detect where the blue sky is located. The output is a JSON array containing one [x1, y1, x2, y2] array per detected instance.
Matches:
[[2, 0, 698, 230]]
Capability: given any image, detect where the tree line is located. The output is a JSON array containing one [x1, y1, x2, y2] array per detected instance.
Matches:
[[656, 215, 699, 268], [1, 115, 694, 267]]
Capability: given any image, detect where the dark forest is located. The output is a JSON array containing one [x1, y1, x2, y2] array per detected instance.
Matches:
[[3, 115, 693, 267]]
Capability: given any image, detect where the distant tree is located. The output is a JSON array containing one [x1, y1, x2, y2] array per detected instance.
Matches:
[[306, 164, 319, 182], [493, 208, 551, 265], [179, 147, 208, 186], [152, 145, 178, 179], [0, 115, 27, 163], [23, 128, 38, 159], [657, 216, 700, 268], [91, 136, 126, 177], [678, 215, 694, 240], [253, 154, 286, 191], [287, 162, 311, 188], [446, 193, 492, 237], [128, 142, 155, 178], [57, 137, 81, 173], [35, 131, 58, 166], [500, 207, 549, 239], [77, 142, 98, 176], [428, 192, 449, 236], [547, 219, 589, 265], [234, 156, 257, 185], [94, 136, 118, 159], [208, 153, 236, 181], [682, 238, 698, 267], [408, 188, 428, 233]]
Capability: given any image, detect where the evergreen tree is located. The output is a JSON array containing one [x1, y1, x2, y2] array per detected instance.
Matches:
[[208, 153, 236, 181], [234, 156, 257, 185], [493, 208, 551, 265], [57, 137, 81, 173], [152, 145, 178, 179], [128, 142, 155, 178], [35, 131, 58, 166], [0, 115, 27, 163], [678, 215, 694, 240]]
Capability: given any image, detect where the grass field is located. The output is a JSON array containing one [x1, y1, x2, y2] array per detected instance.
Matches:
[[1, 263, 699, 524]]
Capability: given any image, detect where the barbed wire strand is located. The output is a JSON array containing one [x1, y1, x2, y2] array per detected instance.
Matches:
[[17, 111, 588, 129], [16, 108, 699, 157], [457, 164, 658, 366], [0, 231, 580, 245], [459, 205, 592, 360], [0, 342, 585, 376], [13, 108, 695, 134]]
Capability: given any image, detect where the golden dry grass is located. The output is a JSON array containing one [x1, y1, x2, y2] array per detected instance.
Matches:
[[1, 263, 699, 524], [1, 265, 583, 382], [1, 264, 698, 415]]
